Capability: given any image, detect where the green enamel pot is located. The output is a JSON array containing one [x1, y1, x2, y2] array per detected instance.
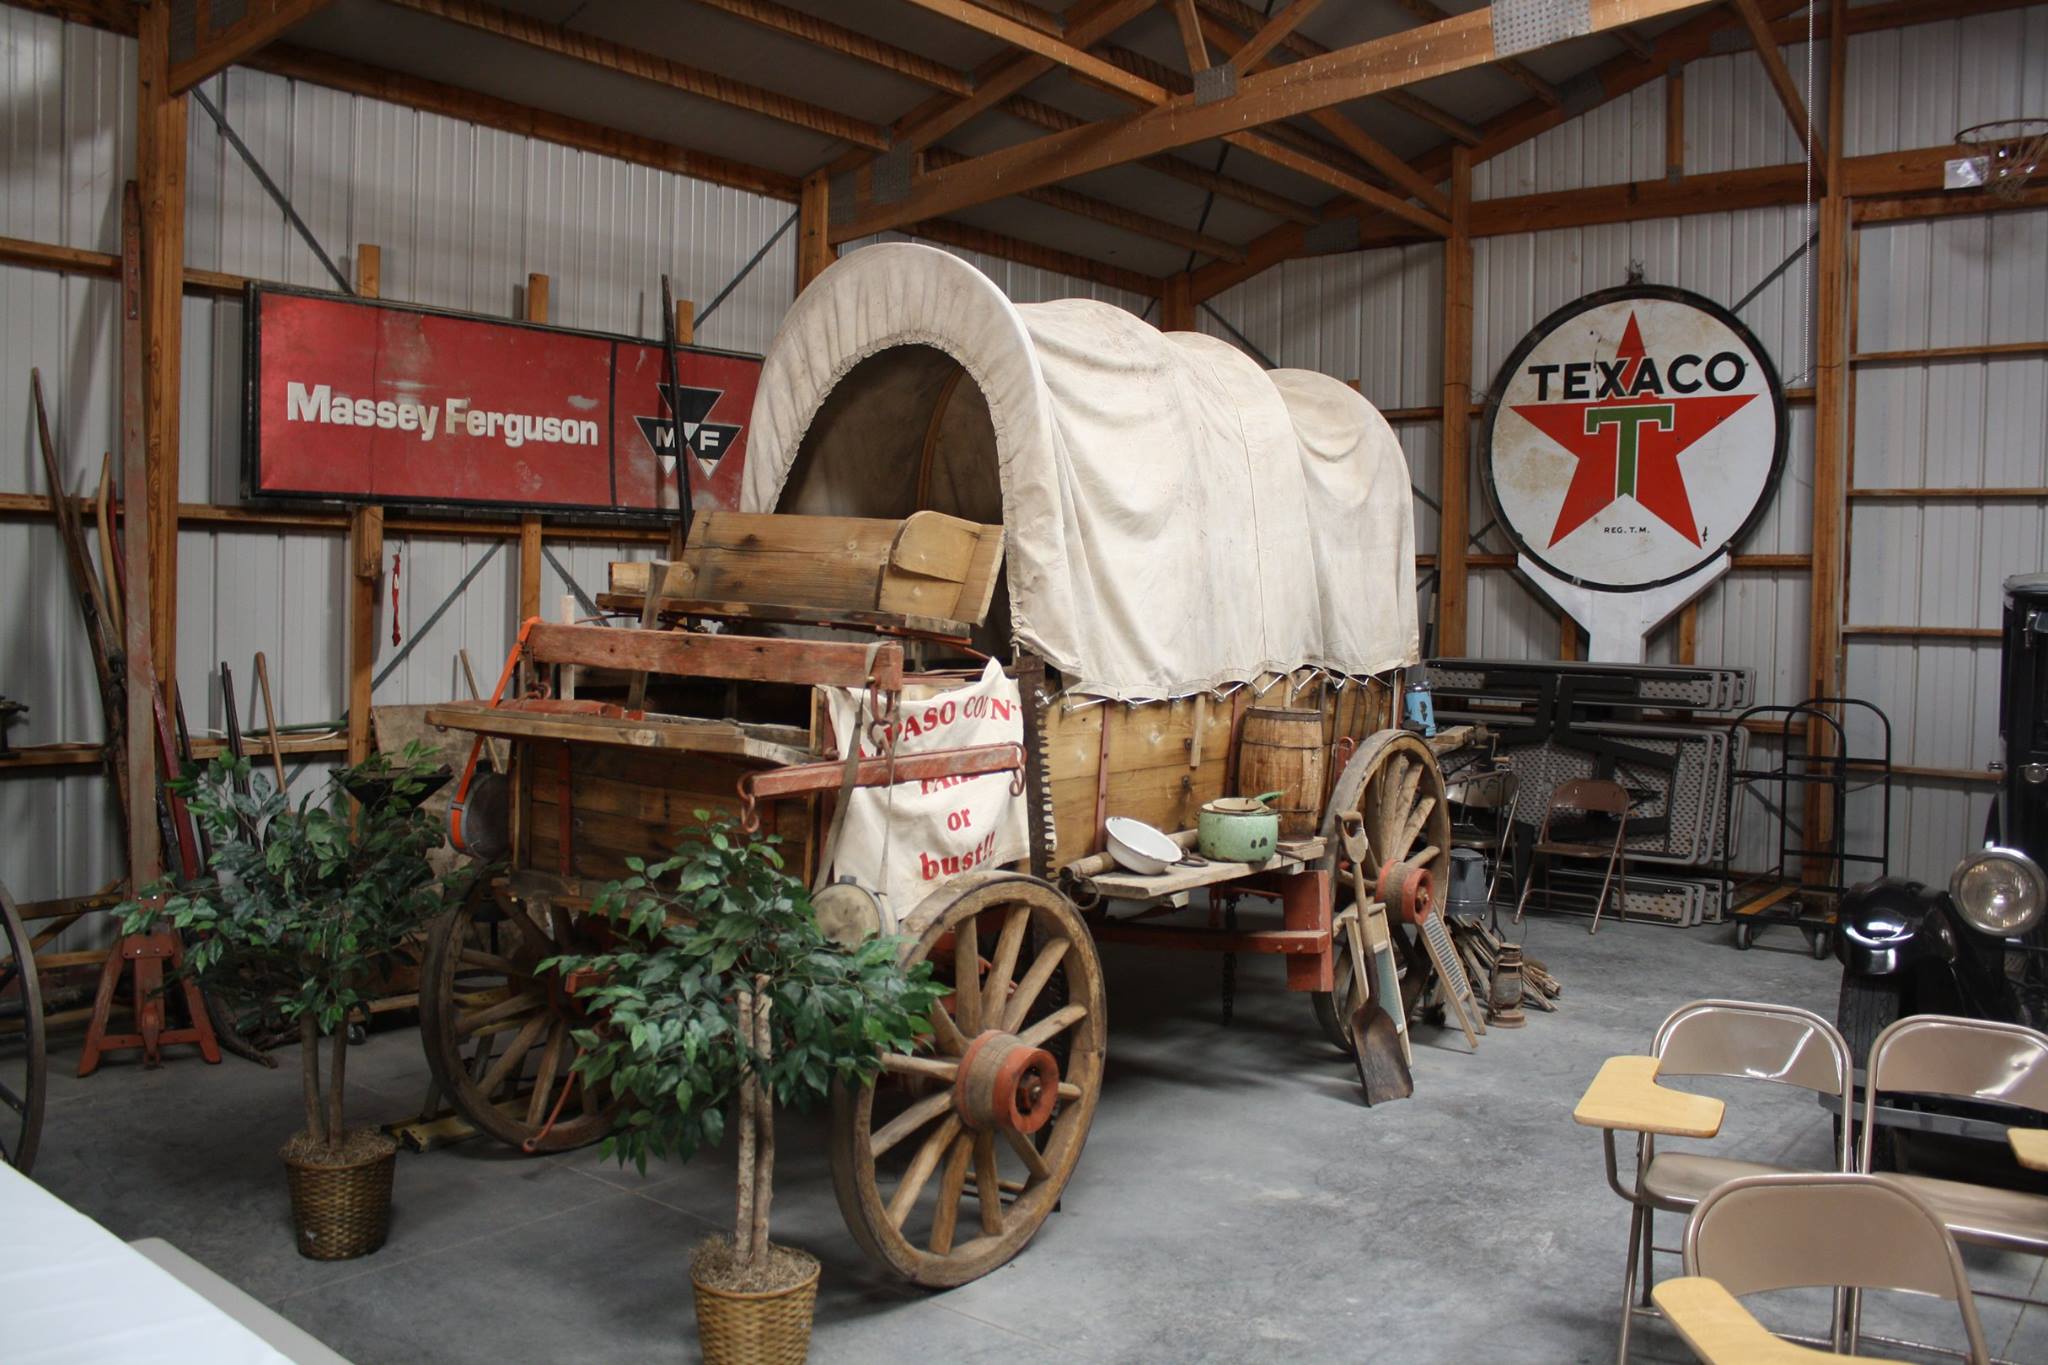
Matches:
[[1197, 791, 1283, 864]]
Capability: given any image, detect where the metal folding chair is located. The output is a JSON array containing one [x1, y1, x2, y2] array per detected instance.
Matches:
[[1515, 776, 1630, 933]]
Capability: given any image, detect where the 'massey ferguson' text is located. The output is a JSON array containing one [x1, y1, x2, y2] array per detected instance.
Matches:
[[284, 382, 600, 449]]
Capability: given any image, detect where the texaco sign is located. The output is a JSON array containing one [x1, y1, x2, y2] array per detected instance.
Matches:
[[1481, 285, 1786, 592]]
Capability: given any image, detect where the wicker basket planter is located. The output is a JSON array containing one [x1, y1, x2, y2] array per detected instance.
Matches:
[[691, 1249, 821, 1365], [282, 1132, 399, 1261]]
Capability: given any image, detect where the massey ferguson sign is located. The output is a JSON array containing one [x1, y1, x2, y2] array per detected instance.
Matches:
[[243, 287, 761, 515], [1481, 285, 1785, 592]]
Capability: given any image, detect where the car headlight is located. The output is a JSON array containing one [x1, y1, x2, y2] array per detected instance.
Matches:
[[1949, 845, 2047, 936]]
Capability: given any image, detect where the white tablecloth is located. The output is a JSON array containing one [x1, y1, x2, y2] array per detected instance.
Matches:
[[0, 1162, 296, 1364]]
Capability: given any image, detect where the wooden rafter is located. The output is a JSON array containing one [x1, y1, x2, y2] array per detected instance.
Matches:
[[834, 0, 1703, 245], [901, 218, 1164, 296], [1230, 0, 1328, 72], [879, 0, 1155, 154], [1000, 96, 1320, 225], [1197, 13, 1449, 216], [1731, 0, 1825, 169], [383, 0, 891, 150], [168, 0, 331, 93], [892, 0, 1162, 102], [1387, 0, 1561, 107], [684, 0, 972, 97], [1192, 0, 1477, 145], [1169, 0, 1208, 72], [922, 147, 1246, 261]]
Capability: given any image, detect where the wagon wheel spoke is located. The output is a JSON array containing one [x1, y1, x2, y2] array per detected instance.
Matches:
[[998, 1126, 1052, 1184], [927, 999, 969, 1056], [457, 947, 528, 977], [888, 1113, 963, 1229], [456, 991, 542, 1039], [0, 1078, 22, 1114], [870, 1090, 953, 1160], [973, 1132, 1003, 1235], [928, 1133, 973, 1254], [881, 1053, 960, 1084], [1016, 1002, 1087, 1049], [477, 1012, 550, 1100], [983, 905, 1029, 1018], [1395, 795, 1437, 863], [525, 1022, 570, 1127], [952, 913, 982, 1034], [1001, 938, 1070, 1032]]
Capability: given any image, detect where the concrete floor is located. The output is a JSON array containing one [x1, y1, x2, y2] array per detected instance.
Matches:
[[26, 913, 2048, 1364]]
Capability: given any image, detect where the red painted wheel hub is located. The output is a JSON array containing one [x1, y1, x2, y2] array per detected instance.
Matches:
[[1377, 860, 1436, 925], [954, 1031, 1060, 1135]]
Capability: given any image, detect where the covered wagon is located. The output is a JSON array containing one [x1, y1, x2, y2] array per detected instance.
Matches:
[[421, 244, 1449, 1286]]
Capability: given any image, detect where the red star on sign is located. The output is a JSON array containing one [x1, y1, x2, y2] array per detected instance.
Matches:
[[1510, 312, 1755, 548]]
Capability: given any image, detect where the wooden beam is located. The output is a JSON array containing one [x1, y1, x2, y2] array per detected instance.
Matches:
[[1767, 0, 2041, 45], [1001, 98, 1321, 224], [1437, 146, 1472, 659], [1196, 14, 1450, 218], [383, 0, 890, 150], [1387, 0, 1561, 107], [898, 217, 1165, 297], [1161, 273, 1194, 332], [519, 273, 549, 628], [1851, 486, 2048, 501], [1805, 0, 1849, 874], [833, 0, 1705, 243], [922, 146, 1246, 261], [1729, 0, 1823, 170], [798, 171, 835, 291], [892, 0, 1160, 102], [1231, 0, 1327, 72], [346, 505, 383, 767], [168, 0, 330, 94], [118, 181, 160, 889], [684, 0, 972, 96], [1169, 0, 1209, 72], [1665, 65, 1684, 179], [256, 44, 797, 200], [138, 0, 186, 714], [1192, 0, 1479, 144]]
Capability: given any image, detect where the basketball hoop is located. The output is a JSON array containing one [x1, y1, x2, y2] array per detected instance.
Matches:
[[1956, 119, 2048, 201]]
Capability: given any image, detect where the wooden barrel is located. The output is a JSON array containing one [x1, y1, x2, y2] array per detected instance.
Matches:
[[1237, 706, 1328, 838]]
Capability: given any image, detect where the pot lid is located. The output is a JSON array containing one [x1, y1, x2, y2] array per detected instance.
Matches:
[[1204, 795, 1276, 815]]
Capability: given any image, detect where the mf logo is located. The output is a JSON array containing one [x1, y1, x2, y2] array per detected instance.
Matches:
[[635, 384, 742, 477]]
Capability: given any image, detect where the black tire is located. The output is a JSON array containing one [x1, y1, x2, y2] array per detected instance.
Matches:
[[1836, 973, 1903, 1170], [1809, 928, 1832, 961], [1733, 921, 1754, 950]]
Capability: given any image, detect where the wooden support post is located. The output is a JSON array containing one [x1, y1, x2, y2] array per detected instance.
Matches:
[[675, 298, 695, 345], [346, 506, 384, 768], [1677, 602, 1699, 665], [346, 245, 384, 770], [1558, 616, 1580, 661], [1436, 147, 1473, 658], [118, 184, 161, 890], [798, 170, 835, 292], [138, 0, 187, 713], [519, 271, 549, 627], [1160, 272, 1194, 332], [1805, 0, 1850, 874]]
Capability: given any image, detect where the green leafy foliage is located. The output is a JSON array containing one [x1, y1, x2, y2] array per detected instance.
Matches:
[[546, 816, 943, 1174], [117, 745, 476, 1039]]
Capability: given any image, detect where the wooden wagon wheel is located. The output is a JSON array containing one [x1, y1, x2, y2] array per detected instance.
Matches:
[[0, 882, 47, 1173], [1312, 731, 1451, 1053], [419, 876, 615, 1152], [830, 872, 1105, 1288]]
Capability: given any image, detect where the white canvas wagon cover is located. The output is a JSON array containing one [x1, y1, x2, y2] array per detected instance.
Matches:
[[740, 243, 1419, 700]]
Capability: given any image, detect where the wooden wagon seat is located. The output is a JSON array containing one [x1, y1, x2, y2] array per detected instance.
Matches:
[[604, 509, 1005, 639]]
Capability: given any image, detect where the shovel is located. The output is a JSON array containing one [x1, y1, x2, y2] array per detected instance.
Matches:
[[1336, 809, 1413, 1105]]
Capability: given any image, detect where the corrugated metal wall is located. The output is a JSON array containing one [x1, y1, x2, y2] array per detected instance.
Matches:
[[0, 10, 1158, 909], [1200, 14, 2045, 884]]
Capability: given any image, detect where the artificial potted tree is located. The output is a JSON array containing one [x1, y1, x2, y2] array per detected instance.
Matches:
[[550, 818, 940, 1364], [121, 747, 471, 1260]]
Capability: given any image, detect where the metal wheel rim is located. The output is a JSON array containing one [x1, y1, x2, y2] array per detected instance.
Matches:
[[829, 875, 1105, 1288]]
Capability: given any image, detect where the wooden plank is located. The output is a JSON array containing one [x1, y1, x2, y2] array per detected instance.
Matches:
[[116, 181, 160, 889], [346, 505, 384, 767], [1231, 0, 1327, 72], [686, 0, 972, 96], [894, 0, 1158, 102], [1665, 65, 1684, 178], [1850, 486, 2048, 501], [1438, 146, 1473, 658], [595, 591, 974, 641], [832, 0, 1706, 242], [425, 704, 816, 765], [1169, 0, 1208, 71], [523, 622, 904, 690], [1084, 838, 1325, 899], [1841, 625, 2000, 640], [139, 0, 186, 716], [169, 0, 330, 93], [1852, 340, 2048, 365], [384, 0, 889, 150], [1854, 184, 2048, 224], [798, 170, 833, 293]]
